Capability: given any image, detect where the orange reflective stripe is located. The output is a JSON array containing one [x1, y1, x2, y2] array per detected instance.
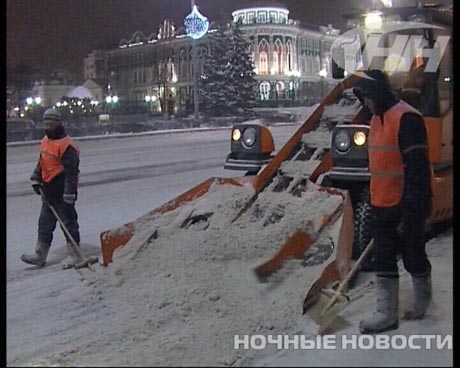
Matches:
[[402, 144, 428, 155]]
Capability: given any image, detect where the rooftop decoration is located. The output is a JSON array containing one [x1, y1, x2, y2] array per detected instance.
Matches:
[[184, 5, 209, 40]]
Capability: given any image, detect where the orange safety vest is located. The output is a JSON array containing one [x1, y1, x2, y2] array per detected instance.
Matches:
[[39, 136, 80, 183], [368, 100, 433, 207]]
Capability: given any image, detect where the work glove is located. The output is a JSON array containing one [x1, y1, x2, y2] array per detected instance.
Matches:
[[31, 179, 42, 196], [63, 193, 77, 205]]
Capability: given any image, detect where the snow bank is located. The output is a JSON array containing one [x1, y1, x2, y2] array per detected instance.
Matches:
[[56, 181, 344, 366]]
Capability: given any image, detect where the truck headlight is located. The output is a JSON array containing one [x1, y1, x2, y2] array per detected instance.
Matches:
[[334, 130, 351, 152], [242, 128, 256, 148], [353, 131, 366, 146], [232, 128, 242, 142]]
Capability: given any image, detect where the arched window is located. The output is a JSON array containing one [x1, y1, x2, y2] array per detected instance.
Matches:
[[248, 43, 255, 65], [259, 81, 271, 100], [286, 40, 293, 72], [179, 49, 187, 79], [275, 81, 285, 99], [273, 39, 283, 75], [167, 58, 174, 82], [259, 40, 269, 75]]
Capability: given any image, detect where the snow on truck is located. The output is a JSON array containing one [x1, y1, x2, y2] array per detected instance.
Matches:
[[98, 4, 452, 330]]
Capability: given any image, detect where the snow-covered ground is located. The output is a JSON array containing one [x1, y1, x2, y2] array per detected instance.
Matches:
[[6, 125, 452, 366]]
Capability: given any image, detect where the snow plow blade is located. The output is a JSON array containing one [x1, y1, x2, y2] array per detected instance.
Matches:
[[100, 176, 256, 266], [100, 73, 359, 270], [255, 188, 354, 281]]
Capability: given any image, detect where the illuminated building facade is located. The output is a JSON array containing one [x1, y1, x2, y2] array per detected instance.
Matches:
[[83, 3, 340, 114]]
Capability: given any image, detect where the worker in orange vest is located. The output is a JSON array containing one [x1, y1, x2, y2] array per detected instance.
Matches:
[[353, 69, 433, 334], [21, 108, 81, 269]]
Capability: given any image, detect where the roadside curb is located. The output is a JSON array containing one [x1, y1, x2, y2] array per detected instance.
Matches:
[[6, 123, 299, 147], [6, 126, 232, 147]]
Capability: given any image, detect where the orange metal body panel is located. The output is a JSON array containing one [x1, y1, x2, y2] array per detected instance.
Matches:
[[259, 125, 275, 153], [424, 117, 443, 163]]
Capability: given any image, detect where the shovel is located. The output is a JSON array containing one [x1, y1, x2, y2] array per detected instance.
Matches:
[[304, 238, 374, 334], [39, 187, 99, 270]]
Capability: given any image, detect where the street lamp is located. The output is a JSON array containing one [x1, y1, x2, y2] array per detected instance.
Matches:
[[145, 94, 158, 115], [25, 96, 42, 121], [184, 1, 209, 120], [318, 68, 328, 101], [289, 70, 301, 105], [105, 95, 118, 113]]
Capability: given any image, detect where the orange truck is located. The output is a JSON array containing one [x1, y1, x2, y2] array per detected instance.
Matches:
[[99, 4, 452, 309]]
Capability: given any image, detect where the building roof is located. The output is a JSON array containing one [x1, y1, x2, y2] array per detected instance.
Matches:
[[65, 86, 94, 99], [232, 1, 289, 12]]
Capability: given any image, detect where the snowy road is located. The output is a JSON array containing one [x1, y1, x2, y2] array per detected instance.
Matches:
[[7, 126, 297, 274], [6, 125, 452, 366], [6, 125, 297, 365]]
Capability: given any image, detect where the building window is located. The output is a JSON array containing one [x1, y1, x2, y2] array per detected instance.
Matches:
[[273, 40, 283, 75], [286, 40, 293, 72], [247, 12, 255, 23], [259, 81, 271, 100], [248, 43, 255, 64], [269, 11, 278, 23], [275, 81, 285, 99], [259, 40, 269, 75], [258, 11, 267, 23], [179, 49, 187, 79]]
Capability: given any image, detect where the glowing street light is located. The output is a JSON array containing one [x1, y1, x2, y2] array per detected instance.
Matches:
[[318, 68, 328, 100], [365, 11, 383, 30]]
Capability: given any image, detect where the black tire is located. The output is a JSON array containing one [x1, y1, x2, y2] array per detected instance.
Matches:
[[245, 169, 260, 176], [352, 186, 373, 261]]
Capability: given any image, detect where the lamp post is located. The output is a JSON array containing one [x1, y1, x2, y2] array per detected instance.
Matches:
[[25, 96, 42, 121], [318, 68, 327, 101], [145, 94, 157, 115], [184, 1, 209, 120]]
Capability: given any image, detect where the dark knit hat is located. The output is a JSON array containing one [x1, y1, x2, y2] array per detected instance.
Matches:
[[43, 108, 62, 123]]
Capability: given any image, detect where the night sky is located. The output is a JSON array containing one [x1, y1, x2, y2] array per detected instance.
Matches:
[[6, 0, 451, 78]]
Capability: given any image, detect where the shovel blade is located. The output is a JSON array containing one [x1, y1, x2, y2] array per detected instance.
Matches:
[[74, 256, 99, 269], [305, 290, 349, 334]]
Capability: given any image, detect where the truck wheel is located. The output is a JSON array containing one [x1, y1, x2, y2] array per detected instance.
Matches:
[[352, 187, 374, 266]]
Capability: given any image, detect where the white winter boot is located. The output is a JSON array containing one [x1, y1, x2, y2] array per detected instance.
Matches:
[[20, 241, 51, 267], [403, 272, 432, 320], [359, 275, 399, 334]]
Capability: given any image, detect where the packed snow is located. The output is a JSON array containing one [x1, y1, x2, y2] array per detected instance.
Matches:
[[7, 118, 452, 366]]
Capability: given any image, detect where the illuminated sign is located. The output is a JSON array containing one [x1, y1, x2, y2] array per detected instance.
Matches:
[[184, 5, 209, 39]]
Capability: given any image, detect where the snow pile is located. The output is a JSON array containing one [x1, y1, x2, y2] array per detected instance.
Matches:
[[322, 98, 361, 124], [66, 181, 344, 366]]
